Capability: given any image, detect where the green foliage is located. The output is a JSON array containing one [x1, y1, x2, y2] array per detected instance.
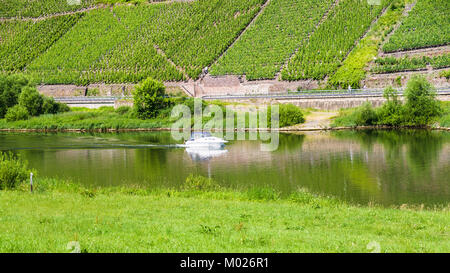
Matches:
[[332, 78, 443, 127], [0, 107, 171, 130], [5, 104, 29, 122], [56, 102, 71, 114], [354, 102, 378, 126], [28, 0, 265, 84], [278, 104, 305, 127], [0, 152, 30, 190], [211, 0, 334, 80], [42, 97, 61, 114], [402, 75, 442, 126], [439, 70, 450, 79], [282, 0, 389, 81], [0, 0, 96, 18], [438, 101, 450, 127], [0, 96, 5, 118], [133, 78, 168, 119], [18, 86, 43, 116], [115, 106, 131, 116], [328, 0, 406, 88], [377, 87, 404, 126], [183, 174, 219, 191], [246, 187, 280, 201], [1, 178, 448, 252], [0, 74, 30, 116], [0, 14, 83, 71], [383, 0, 450, 52], [372, 54, 450, 74]]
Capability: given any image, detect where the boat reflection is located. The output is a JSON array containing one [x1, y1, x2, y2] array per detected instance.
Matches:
[[186, 147, 228, 162]]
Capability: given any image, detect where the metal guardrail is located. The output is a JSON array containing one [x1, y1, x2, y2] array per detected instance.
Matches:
[[54, 96, 131, 104], [54, 88, 450, 104]]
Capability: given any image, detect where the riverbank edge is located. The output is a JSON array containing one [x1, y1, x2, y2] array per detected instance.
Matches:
[[9, 177, 450, 212], [0, 126, 449, 133]]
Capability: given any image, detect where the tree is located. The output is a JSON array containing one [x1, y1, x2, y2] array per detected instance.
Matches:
[[133, 78, 167, 119], [403, 76, 442, 126], [18, 86, 43, 116], [1, 74, 29, 108]]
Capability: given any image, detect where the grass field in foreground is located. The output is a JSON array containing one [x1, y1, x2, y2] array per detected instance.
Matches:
[[0, 179, 448, 253]]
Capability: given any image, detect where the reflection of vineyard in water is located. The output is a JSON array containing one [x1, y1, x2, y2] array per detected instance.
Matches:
[[1, 130, 448, 206]]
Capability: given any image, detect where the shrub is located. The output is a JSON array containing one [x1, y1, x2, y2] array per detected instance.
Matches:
[[403, 76, 442, 126], [0, 96, 5, 118], [439, 70, 450, 79], [115, 106, 131, 115], [133, 78, 167, 119], [0, 74, 31, 117], [0, 152, 30, 190], [42, 97, 60, 114], [5, 105, 29, 122], [183, 174, 219, 191], [278, 104, 305, 127], [57, 102, 71, 113], [377, 86, 404, 126], [354, 102, 378, 126], [246, 187, 280, 201], [18, 86, 43, 116]]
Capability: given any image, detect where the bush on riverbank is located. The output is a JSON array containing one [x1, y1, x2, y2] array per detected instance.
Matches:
[[133, 78, 169, 119], [333, 76, 444, 127], [278, 104, 305, 127], [0, 74, 69, 121], [439, 101, 450, 127], [0, 153, 31, 190]]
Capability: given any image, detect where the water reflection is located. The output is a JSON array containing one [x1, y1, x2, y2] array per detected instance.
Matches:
[[186, 148, 228, 162]]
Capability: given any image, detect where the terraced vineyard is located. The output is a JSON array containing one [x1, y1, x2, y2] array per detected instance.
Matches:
[[26, 0, 265, 84], [383, 0, 450, 52], [0, 0, 449, 87], [135, 0, 265, 79], [0, 0, 96, 18], [209, 0, 334, 80], [371, 54, 450, 73], [281, 0, 390, 81], [0, 14, 83, 72], [26, 8, 136, 85]]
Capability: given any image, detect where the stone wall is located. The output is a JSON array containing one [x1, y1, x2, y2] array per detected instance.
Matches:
[[37, 73, 449, 100], [194, 75, 319, 96], [216, 95, 450, 111]]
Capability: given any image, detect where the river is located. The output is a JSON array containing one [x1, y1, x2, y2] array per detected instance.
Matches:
[[1, 130, 449, 206]]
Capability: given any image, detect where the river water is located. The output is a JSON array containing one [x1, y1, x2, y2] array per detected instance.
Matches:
[[1, 130, 449, 206]]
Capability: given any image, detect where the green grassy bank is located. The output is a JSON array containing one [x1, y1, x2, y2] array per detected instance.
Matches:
[[332, 101, 450, 128], [0, 178, 448, 253], [0, 106, 171, 130]]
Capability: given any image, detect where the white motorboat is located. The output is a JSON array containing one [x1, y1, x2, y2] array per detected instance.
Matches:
[[184, 132, 228, 149]]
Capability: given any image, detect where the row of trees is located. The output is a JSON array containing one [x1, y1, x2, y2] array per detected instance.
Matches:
[[348, 76, 442, 127]]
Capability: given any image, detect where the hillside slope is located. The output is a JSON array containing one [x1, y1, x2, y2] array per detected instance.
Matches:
[[0, 0, 448, 89]]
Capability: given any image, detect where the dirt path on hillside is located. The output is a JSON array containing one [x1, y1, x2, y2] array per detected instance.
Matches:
[[284, 111, 338, 130]]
